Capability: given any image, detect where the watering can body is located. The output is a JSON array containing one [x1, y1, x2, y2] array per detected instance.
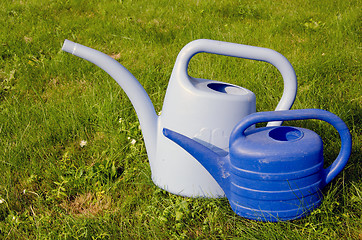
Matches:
[[163, 109, 352, 221], [228, 125, 325, 221], [155, 78, 256, 196], [62, 39, 297, 198]]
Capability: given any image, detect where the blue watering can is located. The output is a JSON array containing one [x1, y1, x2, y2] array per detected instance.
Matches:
[[163, 109, 352, 221]]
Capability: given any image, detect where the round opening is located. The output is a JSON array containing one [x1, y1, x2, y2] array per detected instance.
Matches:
[[207, 83, 247, 95], [269, 127, 303, 141]]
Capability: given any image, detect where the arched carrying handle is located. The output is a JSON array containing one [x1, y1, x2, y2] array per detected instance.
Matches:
[[173, 39, 298, 126], [230, 109, 352, 186]]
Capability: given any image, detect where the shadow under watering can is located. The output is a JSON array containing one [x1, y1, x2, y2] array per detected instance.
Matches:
[[62, 39, 297, 198], [163, 109, 352, 221]]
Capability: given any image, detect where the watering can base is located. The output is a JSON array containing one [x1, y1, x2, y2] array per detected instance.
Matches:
[[230, 199, 323, 222], [151, 175, 226, 198]]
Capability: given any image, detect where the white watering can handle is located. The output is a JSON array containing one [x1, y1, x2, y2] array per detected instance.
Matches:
[[174, 39, 298, 126]]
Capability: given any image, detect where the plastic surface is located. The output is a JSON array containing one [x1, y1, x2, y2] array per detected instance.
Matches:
[[163, 109, 351, 221], [62, 39, 297, 198], [231, 109, 352, 187], [170, 39, 298, 127]]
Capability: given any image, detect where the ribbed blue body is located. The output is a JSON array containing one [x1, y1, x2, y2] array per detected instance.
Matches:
[[227, 126, 324, 221]]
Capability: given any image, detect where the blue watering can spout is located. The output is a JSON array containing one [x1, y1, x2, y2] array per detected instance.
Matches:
[[163, 129, 231, 194]]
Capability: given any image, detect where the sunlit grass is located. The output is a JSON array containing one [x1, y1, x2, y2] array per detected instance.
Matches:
[[0, 0, 360, 239]]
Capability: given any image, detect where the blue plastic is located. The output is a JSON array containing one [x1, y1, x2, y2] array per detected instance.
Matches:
[[163, 109, 352, 222]]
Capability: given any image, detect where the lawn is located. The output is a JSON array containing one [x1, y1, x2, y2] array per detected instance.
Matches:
[[0, 0, 361, 239]]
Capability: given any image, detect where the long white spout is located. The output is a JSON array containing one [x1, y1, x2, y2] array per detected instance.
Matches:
[[62, 39, 158, 159]]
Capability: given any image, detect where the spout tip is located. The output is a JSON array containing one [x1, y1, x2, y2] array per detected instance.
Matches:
[[162, 128, 171, 137], [62, 39, 77, 54]]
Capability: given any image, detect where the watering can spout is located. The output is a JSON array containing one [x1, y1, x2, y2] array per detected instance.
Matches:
[[163, 128, 230, 193], [62, 40, 158, 159]]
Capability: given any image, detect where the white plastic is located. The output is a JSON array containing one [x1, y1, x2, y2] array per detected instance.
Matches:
[[62, 39, 297, 198]]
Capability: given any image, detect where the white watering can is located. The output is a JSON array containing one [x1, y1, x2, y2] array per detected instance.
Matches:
[[62, 39, 297, 197]]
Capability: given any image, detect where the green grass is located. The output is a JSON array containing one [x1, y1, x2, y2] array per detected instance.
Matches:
[[0, 0, 361, 239]]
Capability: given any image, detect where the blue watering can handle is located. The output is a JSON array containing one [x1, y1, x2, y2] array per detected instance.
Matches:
[[175, 39, 298, 126], [230, 109, 352, 186]]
